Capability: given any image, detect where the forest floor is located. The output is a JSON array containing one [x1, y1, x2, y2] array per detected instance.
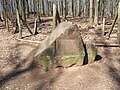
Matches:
[[0, 16, 120, 90]]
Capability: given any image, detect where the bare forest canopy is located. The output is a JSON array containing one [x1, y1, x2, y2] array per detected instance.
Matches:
[[0, 0, 119, 17]]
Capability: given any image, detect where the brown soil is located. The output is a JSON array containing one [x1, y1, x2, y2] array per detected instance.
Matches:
[[0, 16, 120, 90]]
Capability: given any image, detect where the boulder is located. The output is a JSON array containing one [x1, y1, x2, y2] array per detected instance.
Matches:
[[36, 22, 97, 69], [55, 23, 85, 67]]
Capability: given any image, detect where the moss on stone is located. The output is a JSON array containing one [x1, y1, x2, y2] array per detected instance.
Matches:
[[38, 54, 52, 72], [58, 55, 82, 68], [88, 48, 97, 63], [91, 50, 97, 59]]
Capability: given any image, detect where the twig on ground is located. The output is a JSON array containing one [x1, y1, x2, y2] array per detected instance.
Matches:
[[16, 38, 42, 44], [95, 43, 120, 47]]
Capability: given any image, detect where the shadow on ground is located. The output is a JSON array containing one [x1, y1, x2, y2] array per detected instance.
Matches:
[[0, 61, 36, 87]]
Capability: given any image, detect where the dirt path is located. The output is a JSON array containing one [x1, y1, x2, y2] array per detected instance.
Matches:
[[0, 17, 120, 90]]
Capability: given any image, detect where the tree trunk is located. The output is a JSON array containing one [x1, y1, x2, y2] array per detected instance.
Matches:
[[74, 0, 76, 16], [78, 0, 81, 16], [86, 0, 89, 17], [10, 0, 14, 14], [90, 0, 94, 23], [26, 0, 29, 18], [34, 17, 38, 35], [72, 0, 74, 17], [94, 0, 100, 25], [33, 0, 36, 16], [42, 0, 45, 16], [62, 0, 67, 21], [110, 0, 113, 18], [16, 0, 22, 38], [100, 0, 105, 20], [58, 0, 61, 16], [36, 0, 41, 22], [49, 1, 53, 16], [117, 2, 120, 44], [53, 3, 57, 29], [21, 0, 26, 21], [45, 0, 49, 16], [30, 0, 32, 13], [3, 0, 9, 31], [53, 2, 61, 29], [102, 18, 105, 35], [57, 10, 61, 24]]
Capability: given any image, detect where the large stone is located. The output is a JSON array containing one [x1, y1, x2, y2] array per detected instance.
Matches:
[[35, 22, 82, 69], [35, 22, 86, 68], [55, 23, 85, 67]]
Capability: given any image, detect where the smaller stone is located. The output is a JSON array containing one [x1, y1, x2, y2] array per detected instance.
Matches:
[[86, 44, 97, 64]]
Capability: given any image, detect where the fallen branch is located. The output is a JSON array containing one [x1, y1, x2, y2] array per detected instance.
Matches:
[[80, 32, 102, 34], [19, 15, 33, 35], [16, 38, 42, 44], [107, 11, 118, 39], [95, 43, 120, 47]]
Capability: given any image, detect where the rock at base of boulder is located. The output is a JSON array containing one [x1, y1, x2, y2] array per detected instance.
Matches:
[[86, 44, 97, 64], [55, 55, 84, 68]]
